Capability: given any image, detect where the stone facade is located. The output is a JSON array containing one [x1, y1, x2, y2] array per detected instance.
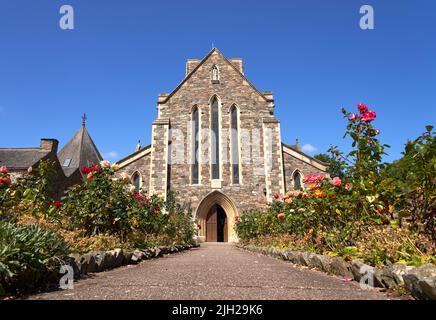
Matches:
[[117, 48, 328, 242]]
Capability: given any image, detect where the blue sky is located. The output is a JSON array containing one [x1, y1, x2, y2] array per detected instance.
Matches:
[[0, 0, 435, 162]]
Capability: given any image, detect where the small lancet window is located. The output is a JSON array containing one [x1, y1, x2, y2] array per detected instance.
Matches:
[[132, 172, 141, 192], [211, 65, 220, 83], [293, 170, 302, 190]]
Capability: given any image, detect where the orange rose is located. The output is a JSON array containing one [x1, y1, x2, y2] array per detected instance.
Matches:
[[285, 198, 293, 205], [315, 189, 323, 198], [307, 183, 317, 191], [277, 213, 285, 221]]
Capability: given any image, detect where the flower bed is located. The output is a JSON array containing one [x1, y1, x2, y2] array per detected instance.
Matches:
[[0, 160, 195, 296], [236, 103, 435, 270]]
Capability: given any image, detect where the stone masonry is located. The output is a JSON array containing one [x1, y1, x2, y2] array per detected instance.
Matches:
[[116, 48, 328, 241]]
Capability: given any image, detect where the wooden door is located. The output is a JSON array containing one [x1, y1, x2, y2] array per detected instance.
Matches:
[[206, 205, 217, 242]]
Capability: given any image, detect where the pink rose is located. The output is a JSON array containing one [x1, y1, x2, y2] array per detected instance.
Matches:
[[375, 129, 380, 135], [302, 173, 318, 184], [357, 103, 368, 114], [361, 110, 376, 122], [100, 160, 110, 168], [345, 183, 352, 191], [316, 175, 325, 182], [0, 166, 8, 174], [349, 113, 358, 121], [332, 177, 342, 187]]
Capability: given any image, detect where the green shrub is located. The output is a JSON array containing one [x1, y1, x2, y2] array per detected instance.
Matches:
[[236, 103, 435, 267], [0, 221, 69, 295]]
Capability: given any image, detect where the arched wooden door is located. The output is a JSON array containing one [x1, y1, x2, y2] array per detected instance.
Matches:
[[206, 204, 228, 242]]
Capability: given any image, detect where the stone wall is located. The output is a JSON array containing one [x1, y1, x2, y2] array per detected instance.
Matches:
[[119, 49, 328, 234], [116, 151, 151, 194], [154, 49, 275, 217], [282, 150, 326, 192]]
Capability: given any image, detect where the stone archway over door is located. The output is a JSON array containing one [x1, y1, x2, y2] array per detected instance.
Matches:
[[196, 191, 239, 242]]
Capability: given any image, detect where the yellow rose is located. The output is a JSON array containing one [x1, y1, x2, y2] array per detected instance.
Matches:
[[111, 163, 120, 171]]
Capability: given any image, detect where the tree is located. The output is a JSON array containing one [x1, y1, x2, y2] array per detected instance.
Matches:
[[314, 153, 346, 179]]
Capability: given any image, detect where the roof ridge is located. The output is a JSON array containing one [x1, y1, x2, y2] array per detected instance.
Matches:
[[82, 126, 103, 162], [78, 125, 85, 167], [282, 142, 329, 166], [0, 147, 41, 150]]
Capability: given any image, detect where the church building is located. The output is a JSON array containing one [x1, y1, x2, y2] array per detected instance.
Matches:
[[116, 48, 327, 242]]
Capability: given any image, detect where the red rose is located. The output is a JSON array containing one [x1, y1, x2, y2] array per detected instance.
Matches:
[[80, 166, 90, 174], [273, 193, 280, 199], [0, 176, 11, 187], [197, 224, 202, 230], [357, 103, 368, 114], [234, 215, 239, 222], [361, 110, 376, 122], [52, 201, 61, 208]]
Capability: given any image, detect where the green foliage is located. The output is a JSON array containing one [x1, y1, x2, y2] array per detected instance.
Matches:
[[314, 153, 346, 179], [0, 161, 194, 295], [1, 160, 58, 220], [0, 221, 69, 294], [51, 164, 194, 245], [383, 126, 435, 237], [236, 103, 435, 267]]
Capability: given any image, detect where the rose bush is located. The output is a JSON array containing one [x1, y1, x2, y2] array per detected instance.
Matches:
[[236, 103, 435, 267], [1, 160, 195, 296]]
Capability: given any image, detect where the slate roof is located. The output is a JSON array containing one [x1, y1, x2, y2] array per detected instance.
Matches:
[[282, 142, 329, 167], [0, 148, 50, 170], [58, 124, 103, 177]]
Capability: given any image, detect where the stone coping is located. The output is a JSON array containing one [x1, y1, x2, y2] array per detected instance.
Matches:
[[237, 244, 436, 300]]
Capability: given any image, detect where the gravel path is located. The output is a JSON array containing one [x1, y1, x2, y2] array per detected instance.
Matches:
[[29, 243, 392, 300]]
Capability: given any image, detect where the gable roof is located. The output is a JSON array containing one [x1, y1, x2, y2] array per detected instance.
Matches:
[[116, 144, 151, 169], [0, 148, 51, 170], [58, 125, 103, 177], [158, 47, 273, 104], [282, 142, 329, 172]]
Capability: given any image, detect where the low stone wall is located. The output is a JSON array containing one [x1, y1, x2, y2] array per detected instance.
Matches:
[[65, 244, 199, 279], [237, 244, 436, 300]]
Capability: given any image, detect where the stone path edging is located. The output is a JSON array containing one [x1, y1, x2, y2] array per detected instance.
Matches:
[[236, 244, 436, 300]]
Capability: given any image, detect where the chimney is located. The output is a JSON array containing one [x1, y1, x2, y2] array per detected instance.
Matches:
[[229, 58, 244, 75], [295, 138, 302, 152], [40, 138, 59, 152], [186, 59, 200, 76]]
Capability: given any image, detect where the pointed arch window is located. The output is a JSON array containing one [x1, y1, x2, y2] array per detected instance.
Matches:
[[192, 106, 200, 184], [211, 97, 220, 179], [132, 172, 141, 192], [293, 170, 302, 190], [211, 65, 220, 83], [230, 105, 240, 184]]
